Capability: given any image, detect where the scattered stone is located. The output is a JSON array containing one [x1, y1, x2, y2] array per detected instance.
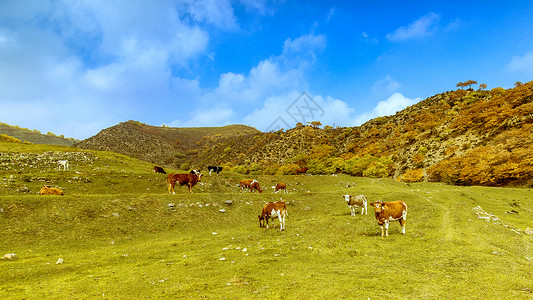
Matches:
[[224, 200, 233, 205], [56, 258, 64, 264], [219, 209, 226, 213]]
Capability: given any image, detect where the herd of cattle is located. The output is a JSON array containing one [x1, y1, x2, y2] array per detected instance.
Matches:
[[36, 161, 408, 237], [157, 165, 408, 237]]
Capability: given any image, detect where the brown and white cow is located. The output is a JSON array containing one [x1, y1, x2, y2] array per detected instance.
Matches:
[[275, 182, 287, 193], [240, 179, 263, 193], [370, 201, 408, 237], [167, 172, 203, 194], [258, 201, 287, 231], [295, 167, 309, 175], [153, 166, 166, 174], [344, 194, 367, 216], [39, 185, 64, 195]]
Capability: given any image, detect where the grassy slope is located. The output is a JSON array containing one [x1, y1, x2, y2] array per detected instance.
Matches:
[[1, 142, 532, 299], [0, 124, 75, 146]]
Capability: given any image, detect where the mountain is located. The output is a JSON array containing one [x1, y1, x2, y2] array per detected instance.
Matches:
[[74, 121, 260, 168], [74, 81, 533, 187], [0, 123, 77, 146]]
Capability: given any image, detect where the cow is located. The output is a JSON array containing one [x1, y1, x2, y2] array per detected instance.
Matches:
[[57, 160, 68, 171], [39, 185, 64, 195], [295, 167, 309, 175], [344, 194, 367, 216], [370, 201, 408, 237], [275, 182, 287, 193], [207, 166, 223, 176], [258, 201, 287, 231], [167, 172, 203, 194], [153, 166, 166, 174], [240, 179, 263, 193]]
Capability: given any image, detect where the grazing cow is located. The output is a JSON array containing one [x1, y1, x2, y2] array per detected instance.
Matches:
[[207, 166, 223, 176], [57, 160, 68, 171], [39, 185, 64, 195], [370, 201, 408, 237], [295, 167, 309, 175], [153, 166, 166, 174], [167, 172, 203, 194], [275, 182, 287, 193], [344, 194, 367, 216], [240, 179, 263, 193], [258, 201, 287, 231]]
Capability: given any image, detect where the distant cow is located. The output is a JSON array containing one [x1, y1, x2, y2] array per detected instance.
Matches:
[[57, 160, 69, 171], [39, 185, 64, 195], [207, 166, 223, 176], [275, 182, 287, 193], [370, 201, 408, 237], [240, 179, 263, 193], [344, 194, 367, 216], [167, 172, 203, 194], [258, 201, 287, 231], [153, 166, 166, 174], [295, 167, 309, 175]]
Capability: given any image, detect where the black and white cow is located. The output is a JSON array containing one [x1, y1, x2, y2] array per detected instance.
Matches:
[[207, 166, 223, 176]]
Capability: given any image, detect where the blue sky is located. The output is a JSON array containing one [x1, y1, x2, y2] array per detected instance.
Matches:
[[1, 1, 532, 139]]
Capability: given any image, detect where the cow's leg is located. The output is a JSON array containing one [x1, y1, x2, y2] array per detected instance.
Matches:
[[384, 220, 389, 237], [265, 217, 270, 229], [399, 218, 406, 234], [380, 225, 384, 237], [279, 214, 285, 231]]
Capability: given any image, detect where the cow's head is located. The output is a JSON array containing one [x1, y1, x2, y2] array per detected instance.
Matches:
[[258, 215, 265, 227], [370, 201, 384, 213], [344, 194, 351, 203]]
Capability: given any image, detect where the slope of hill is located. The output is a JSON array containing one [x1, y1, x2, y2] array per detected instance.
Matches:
[[74, 121, 260, 167], [189, 81, 533, 186], [73, 81, 533, 187], [0, 123, 76, 146]]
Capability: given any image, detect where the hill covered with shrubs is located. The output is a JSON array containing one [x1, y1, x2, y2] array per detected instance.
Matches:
[[75, 81, 533, 187]]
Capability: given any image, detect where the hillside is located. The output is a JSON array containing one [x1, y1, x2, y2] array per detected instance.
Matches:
[[74, 121, 260, 167], [73, 81, 533, 187], [190, 81, 533, 186], [0, 123, 76, 146]]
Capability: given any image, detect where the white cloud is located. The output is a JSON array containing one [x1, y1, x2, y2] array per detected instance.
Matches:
[[372, 75, 401, 96], [506, 52, 533, 75], [386, 12, 440, 42], [354, 93, 420, 125], [167, 107, 235, 128], [243, 92, 354, 131]]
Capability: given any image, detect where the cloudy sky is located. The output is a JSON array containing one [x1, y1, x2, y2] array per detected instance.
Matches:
[[1, 1, 532, 139]]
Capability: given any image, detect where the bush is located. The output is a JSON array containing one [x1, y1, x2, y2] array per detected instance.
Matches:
[[398, 169, 425, 182], [231, 165, 249, 174]]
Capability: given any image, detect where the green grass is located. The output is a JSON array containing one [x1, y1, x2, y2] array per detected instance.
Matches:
[[1, 142, 533, 299]]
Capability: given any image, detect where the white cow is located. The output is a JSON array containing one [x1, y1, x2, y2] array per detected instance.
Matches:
[[344, 194, 367, 216], [57, 160, 69, 171]]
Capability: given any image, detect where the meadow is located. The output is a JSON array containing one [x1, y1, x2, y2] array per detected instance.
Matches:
[[1, 142, 532, 299]]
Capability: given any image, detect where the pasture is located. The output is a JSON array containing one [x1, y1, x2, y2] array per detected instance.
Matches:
[[1, 143, 532, 299]]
